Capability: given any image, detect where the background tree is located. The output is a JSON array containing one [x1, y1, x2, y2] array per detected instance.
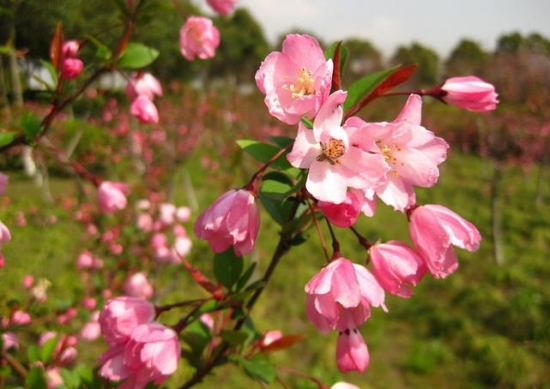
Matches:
[[341, 37, 383, 85], [390, 42, 439, 87], [445, 38, 489, 78]]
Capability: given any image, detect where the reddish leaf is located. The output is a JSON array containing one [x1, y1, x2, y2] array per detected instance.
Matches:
[[260, 334, 305, 353], [331, 41, 343, 91], [181, 257, 224, 300], [50, 22, 64, 71]]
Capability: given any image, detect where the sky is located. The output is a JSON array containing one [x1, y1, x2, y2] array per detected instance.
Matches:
[[233, 0, 550, 59]]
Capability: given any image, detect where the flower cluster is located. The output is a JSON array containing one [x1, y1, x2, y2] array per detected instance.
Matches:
[[127, 72, 163, 124], [98, 297, 180, 388], [61, 40, 84, 80]]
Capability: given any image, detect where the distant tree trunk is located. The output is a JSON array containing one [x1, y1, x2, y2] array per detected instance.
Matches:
[[490, 162, 505, 265]]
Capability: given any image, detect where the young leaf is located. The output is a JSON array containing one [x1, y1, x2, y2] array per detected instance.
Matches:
[[26, 366, 48, 389], [221, 329, 249, 347], [236, 262, 257, 291], [0, 132, 16, 147], [40, 334, 59, 364], [213, 249, 244, 290], [234, 356, 277, 384], [344, 64, 417, 118], [118, 42, 160, 69], [50, 22, 64, 71], [20, 111, 42, 142], [236, 139, 291, 170], [261, 334, 305, 353], [84, 34, 112, 61], [325, 41, 349, 92], [40, 59, 59, 87]]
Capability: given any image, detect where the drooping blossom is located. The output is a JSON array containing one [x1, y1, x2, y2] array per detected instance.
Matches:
[[98, 296, 156, 346], [0, 220, 11, 248], [124, 272, 154, 300], [126, 72, 163, 101], [130, 95, 159, 124], [255, 34, 333, 124], [305, 257, 386, 334], [179, 16, 220, 61], [194, 188, 260, 256], [409, 204, 481, 278], [99, 322, 180, 388], [347, 94, 448, 211], [317, 191, 362, 228], [206, 0, 237, 15], [97, 181, 129, 214], [287, 91, 388, 204], [336, 324, 369, 372], [369, 240, 426, 298], [439, 76, 498, 112]]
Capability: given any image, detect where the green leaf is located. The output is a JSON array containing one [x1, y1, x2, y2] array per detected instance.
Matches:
[[236, 262, 257, 292], [213, 249, 244, 290], [269, 136, 294, 149], [233, 356, 277, 384], [0, 131, 16, 147], [84, 34, 112, 61], [27, 344, 40, 363], [261, 171, 295, 201], [20, 111, 42, 142], [41, 334, 59, 364], [221, 329, 249, 347], [118, 42, 159, 69], [343, 65, 401, 113], [25, 366, 48, 389], [60, 367, 81, 388], [0, 45, 13, 54], [236, 139, 291, 170]]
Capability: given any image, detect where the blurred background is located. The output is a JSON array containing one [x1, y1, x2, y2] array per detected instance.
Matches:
[[0, 0, 549, 388]]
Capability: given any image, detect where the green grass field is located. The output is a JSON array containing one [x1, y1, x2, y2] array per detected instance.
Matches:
[[1, 143, 549, 388]]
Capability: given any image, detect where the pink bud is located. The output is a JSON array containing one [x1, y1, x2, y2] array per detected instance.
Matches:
[[10, 310, 31, 325], [179, 17, 220, 61], [440, 76, 498, 112], [61, 58, 84, 79], [336, 327, 369, 373], [130, 95, 159, 124], [97, 181, 128, 214], [22, 275, 34, 289], [260, 330, 283, 348], [206, 0, 237, 15], [62, 40, 80, 58], [194, 188, 260, 256], [2, 332, 18, 350]]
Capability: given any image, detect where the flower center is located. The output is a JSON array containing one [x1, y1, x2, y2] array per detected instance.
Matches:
[[283, 68, 315, 98], [377, 141, 403, 178], [317, 137, 345, 165]]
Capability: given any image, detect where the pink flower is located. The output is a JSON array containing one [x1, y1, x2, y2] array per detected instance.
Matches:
[[22, 275, 34, 289], [317, 191, 361, 228], [348, 94, 449, 211], [287, 91, 388, 204], [176, 206, 191, 222], [194, 188, 260, 256], [336, 326, 369, 373], [130, 95, 159, 124], [0, 221, 11, 248], [305, 257, 386, 334], [61, 58, 83, 79], [207, 0, 237, 15], [98, 296, 156, 346], [369, 241, 426, 298], [158, 203, 176, 226], [2, 332, 18, 350], [0, 172, 8, 194], [10, 310, 31, 325], [99, 323, 180, 388], [409, 204, 481, 278], [81, 318, 101, 341], [126, 72, 163, 101], [179, 17, 220, 61], [255, 34, 333, 125], [122, 323, 180, 386], [123, 272, 154, 300], [440, 76, 498, 112], [97, 181, 129, 214]]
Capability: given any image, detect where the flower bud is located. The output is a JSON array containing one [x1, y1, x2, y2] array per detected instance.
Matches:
[[440, 76, 498, 112]]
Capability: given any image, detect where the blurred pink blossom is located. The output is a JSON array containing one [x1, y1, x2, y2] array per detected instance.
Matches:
[[0, 172, 8, 194], [124, 272, 154, 300], [179, 16, 220, 61], [130, 95, 159, 124], [22, 275, 34, 289], [206, 0, 237, 15], [126, 72, 163, 101], [97, 181, 129, 214]]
